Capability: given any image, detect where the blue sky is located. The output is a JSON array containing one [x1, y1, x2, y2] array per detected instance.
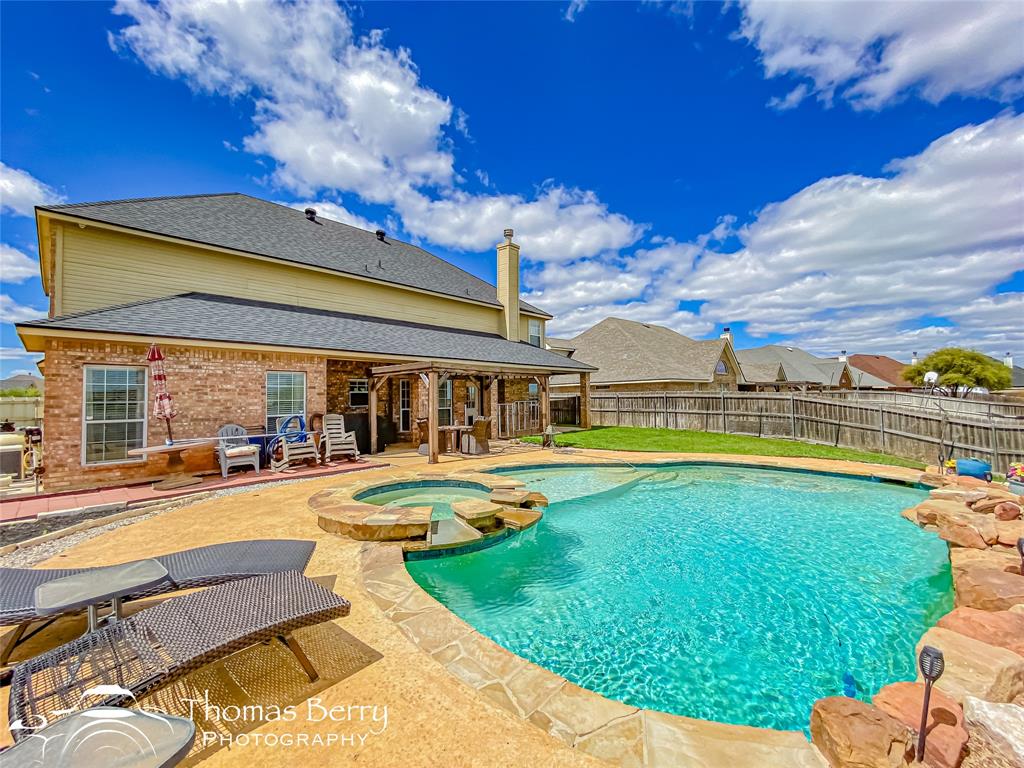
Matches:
[[2, 0, 1022, 378]]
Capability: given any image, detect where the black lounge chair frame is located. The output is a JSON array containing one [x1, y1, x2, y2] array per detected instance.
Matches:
[[0, 539, 316, 666], [9, 570, 350, 737]]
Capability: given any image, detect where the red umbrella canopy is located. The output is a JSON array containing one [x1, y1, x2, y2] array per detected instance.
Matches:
[[147, 344, 177, 439]]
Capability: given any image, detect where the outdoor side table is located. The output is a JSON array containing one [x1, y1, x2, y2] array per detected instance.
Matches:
[[34, 559, 170, 632], [1, 706, 195, 768], [126, 439, 215, 490]]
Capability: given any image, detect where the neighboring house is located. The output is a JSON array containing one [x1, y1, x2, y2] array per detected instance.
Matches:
[[846, 354, 914, 390], [0, 374, 43, 393], [544, 337, 576, 358], [994, 353, 1024, 396], [16, 193, 593, 491], [549, 318, 745, 394], [735, 345, 855, 390], [737, 362, 788, 392]]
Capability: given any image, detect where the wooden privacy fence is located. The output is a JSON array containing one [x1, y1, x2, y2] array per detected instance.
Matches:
[[550, 396, 580, 425], [812, 389, 1024, 419], [589, 391, 1024, 469]]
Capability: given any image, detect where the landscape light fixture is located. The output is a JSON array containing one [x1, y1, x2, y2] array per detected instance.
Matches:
[[916, 645, 944, 762]]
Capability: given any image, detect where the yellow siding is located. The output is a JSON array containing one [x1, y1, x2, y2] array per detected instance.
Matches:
[[59, 225, 504, 334], [519, 315, 545, 343]]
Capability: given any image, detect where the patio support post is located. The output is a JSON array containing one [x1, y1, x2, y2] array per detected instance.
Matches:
[[428, 369, 439, 464], [487, 376, 499, 439], [538, 375, 550, 434], [368, 380, 378, 454], [579, 372, 591, 429]]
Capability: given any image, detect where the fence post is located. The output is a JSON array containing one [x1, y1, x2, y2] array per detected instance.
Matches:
[[720, 391, 727, 433], [789, 394, 796, 439], [615, 393, 620, 427], [879, 404, 886, 453], [989, 416, 999, 471], [663, 394, 668, 430]]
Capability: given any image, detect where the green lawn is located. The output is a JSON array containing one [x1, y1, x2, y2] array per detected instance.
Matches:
[[522, 426, 925, 469]]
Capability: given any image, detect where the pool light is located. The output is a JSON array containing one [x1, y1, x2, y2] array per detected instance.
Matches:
[[916, 645, 944, 762]]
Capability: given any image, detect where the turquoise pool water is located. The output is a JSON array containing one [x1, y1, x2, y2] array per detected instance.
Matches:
[[406, 464, 952, 732], [357, 484, 491, 520]]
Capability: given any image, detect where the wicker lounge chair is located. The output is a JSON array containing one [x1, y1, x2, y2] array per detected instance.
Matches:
[[8, 571, 350, 737], [269, 415, 319, 472], [322, 413, 359, 462], [0, 539, 316, 666], [216, 423, 260, 478]]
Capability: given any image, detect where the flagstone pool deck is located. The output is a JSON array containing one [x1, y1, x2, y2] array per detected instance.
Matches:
[[0, 449, 929, 767]]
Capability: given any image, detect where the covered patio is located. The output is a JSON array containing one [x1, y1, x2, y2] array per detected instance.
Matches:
[[367, 361, 591, 464]]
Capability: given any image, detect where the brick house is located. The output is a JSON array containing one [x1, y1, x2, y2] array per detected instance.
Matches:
[[549, 318, 747, 395], [16, 194, 594, 491]]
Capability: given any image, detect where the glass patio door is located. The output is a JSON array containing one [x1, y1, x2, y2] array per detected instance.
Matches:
[[438, 379, 453, 426], [399, 379, 411, 432]]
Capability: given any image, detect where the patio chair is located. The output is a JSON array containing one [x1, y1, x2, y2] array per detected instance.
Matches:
[[216, 423, 260, 478], [0, 539, 316, 666], [460, 417, 492, 455], [269, 415, 319, 472], [322, 413, 359, 462], [8, 571, 351, 737]]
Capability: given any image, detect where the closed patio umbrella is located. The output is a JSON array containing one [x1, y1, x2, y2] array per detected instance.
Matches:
[[147, 344, 177, 444]]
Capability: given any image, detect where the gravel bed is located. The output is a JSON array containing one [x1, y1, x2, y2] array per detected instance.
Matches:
[[0, 474, 326, 569]]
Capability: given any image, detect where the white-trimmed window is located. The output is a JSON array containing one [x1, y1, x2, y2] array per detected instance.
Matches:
[[528, 382, 539, 400], [715, 360, 728, 375], [528, 319, 542, 347], [438, 379, 453, 426], [266, 371, 306, 433], [83, 366, 147, 464], [349, 378, 369, 408]]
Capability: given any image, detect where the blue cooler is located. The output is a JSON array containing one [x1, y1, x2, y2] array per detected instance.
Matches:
[[955, 457, 992, 481]]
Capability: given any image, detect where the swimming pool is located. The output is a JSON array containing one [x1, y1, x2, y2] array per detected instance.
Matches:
[[356, 481, 491, 520], [406, 464, 952, 732]]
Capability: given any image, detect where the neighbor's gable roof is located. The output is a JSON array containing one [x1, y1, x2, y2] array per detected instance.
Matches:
[[739, 362, 787, 384], [736, 345, 851, 386], [551, 317, 741, 386], [847, 354, 913, 388], [17, 293, 591, 372], [37, 193, 550, 317]]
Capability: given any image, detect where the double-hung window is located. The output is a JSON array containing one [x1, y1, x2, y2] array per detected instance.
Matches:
[[349, 378, 369, 407], [266, 371, 306, 433], [528, 319, 542, 347], [438, 379, 453, 426], [83, 366, 147, 464]]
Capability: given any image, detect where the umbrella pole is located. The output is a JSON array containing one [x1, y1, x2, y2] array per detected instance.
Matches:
[[165, 417, 174, 444]]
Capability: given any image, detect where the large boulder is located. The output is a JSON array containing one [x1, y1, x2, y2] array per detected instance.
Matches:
[[873, 682, 967, 768], [920, 472, 954, 488], [995, 519, 1024, 547], [916, 628, 1024, 704], [994, 502, 1022, 521], [937, 607, 1024, 657], [916, 500, 972, 525], [938, 513, 998, 549], [971, 497, 1005, 515], [962, 697, 1024, 768], [930, 488, 988, 504], [955, 567, 1024, 611], [954, 477, 992, 490], [810, 697, 913, 768], [950, 548, 1019, 579]]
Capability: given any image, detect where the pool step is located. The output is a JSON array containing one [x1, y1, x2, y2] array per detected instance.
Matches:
[[428, 517, 483, 546]]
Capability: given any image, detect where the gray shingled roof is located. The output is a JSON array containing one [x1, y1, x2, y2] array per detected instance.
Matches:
[[739, 362, 786, 384], [736, 345, 855, 386], [19, 293, 592, 371], [39, 193, 550, 318], [550, 317, 738, 386]]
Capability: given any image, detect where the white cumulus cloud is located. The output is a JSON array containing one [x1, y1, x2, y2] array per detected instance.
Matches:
[[738, 0, 1024, 109], [0, 163, 64, 217], [0, 294, 47, 323], [111, 0, 641, 261], [0, 244, 40, 284]]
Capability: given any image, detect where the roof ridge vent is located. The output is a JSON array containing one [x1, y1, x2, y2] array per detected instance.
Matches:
[[375, 229, 386, 241], [304, 207, 317, 222]]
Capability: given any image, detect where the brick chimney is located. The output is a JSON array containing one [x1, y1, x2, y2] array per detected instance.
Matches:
[[497, 228, 520, 341]]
